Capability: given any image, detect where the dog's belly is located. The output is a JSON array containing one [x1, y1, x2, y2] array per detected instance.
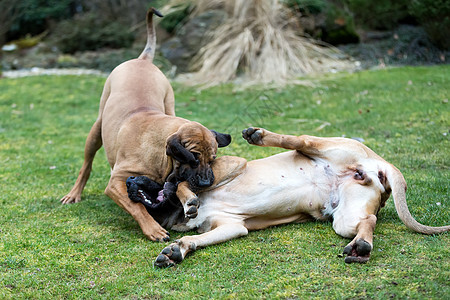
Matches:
[[190, 151, 337, 231]]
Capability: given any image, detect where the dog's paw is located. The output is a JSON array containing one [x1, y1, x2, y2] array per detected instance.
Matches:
[[60, 193, 81, 204], [343, 238, 372, 263], [143, 225, 170, 242], [242, 127, 264, 145], [185, 196, 199, 219], [154, 243, 183, 268]]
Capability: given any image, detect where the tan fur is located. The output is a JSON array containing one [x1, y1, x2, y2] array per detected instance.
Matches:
[[60, 9, 224, 241], [155, 127, 449, 266]]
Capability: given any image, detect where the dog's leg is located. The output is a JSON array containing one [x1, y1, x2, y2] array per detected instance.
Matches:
[[243, 127, 374, 164], [342, 214, 377, 263], [242, 127, 325, 154], [176, 181, 199, 219], [105, 177, 170, 242], [163, 87, 175, 116], [154, 222, 248, 267], [61, 120, 103, 204]]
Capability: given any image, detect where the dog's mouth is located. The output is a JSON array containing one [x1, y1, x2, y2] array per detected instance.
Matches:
[[126, 176, 180, 212], [136, 188, 164, 207], [126, 176, 184, 228]]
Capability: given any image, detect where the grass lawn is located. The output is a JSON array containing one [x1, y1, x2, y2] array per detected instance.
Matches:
[[0, 65, 448, 299]]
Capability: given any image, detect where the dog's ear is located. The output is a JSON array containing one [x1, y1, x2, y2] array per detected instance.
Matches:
[[166, 134, 199, 167], [377, 170, 391, 208], [211, 130, 232, 148]]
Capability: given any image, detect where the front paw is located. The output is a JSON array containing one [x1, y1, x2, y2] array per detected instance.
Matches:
[[141, 220, 171, 242], [185, 196, 199, 219], [145, 227, 170, 242], [154, 243, 183, 268], [242, 127, 264, 145], [343, 238, 372, 263]]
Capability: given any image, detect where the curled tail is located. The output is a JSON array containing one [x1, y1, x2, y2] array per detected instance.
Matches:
[[387, 165, 450, 234], [138, 7, 163, 61]]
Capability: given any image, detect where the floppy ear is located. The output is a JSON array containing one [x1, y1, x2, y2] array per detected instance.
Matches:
[[166, 134, 199, 167], [211, 130, 232, 148]]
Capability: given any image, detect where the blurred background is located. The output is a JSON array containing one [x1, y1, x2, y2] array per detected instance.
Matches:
[[1, 0, 448, 85]]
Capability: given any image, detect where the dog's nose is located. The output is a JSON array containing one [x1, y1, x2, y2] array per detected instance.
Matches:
[[197, 179, 212, 188], [126, 176, 136, 187], [196, 175, 214, 188]]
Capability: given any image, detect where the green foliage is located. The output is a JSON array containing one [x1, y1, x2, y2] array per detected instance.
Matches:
[[159, 3, 192, 33], [321, 3, 359, 44], [283, 0, 327, 14], [409, 0, 450, 50], [7, 0, 74, 40], [343, 0, 410, 30], [0, 66, 448, 298], [53, 13, 135, 54]]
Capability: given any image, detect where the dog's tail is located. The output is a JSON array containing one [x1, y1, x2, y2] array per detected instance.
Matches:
[[138, 7, 163, 61], [387, 165, 450, 234]]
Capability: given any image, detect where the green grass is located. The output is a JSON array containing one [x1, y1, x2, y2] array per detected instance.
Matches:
[[0, 65, 449, 299]]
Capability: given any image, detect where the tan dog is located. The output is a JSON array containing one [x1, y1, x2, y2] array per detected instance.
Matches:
[[155, 127, 449, 266], [60, 8, 231, 241]]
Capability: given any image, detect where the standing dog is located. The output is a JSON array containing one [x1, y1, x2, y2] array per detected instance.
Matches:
[[60, 8, 231, 242], [153, 127, 449, 266]]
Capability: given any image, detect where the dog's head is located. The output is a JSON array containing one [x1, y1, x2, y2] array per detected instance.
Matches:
[[126, 176, 185, 228], [331, 159, 395, 238], [166, 122, 231, 190]]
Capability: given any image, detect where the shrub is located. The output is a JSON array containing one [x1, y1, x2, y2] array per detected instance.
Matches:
[[79, 0, 149, 28], [53, 13, 135, 54], [159, 3, 192, 33], [321, 3, 359, 45], [7, 0, 74, 41], [282, 0, 327, 14], [0, 0, 21, 45], [343, 0, 410, 30], [409, 0, 450, 49]]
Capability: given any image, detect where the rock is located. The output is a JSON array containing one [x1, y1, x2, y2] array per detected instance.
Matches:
[[159, 37, 192, 72], [2, 44, 18, 52], [2, 68, 107, 78], [160, 9, 227, 73]]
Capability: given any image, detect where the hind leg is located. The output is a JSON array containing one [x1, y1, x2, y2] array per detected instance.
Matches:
[[242, 127, 324, 155], [61, 119, 102, 204], [242, 127, 369, 161]]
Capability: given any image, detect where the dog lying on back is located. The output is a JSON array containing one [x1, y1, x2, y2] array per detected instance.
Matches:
[[129, 128, 449, 266]]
